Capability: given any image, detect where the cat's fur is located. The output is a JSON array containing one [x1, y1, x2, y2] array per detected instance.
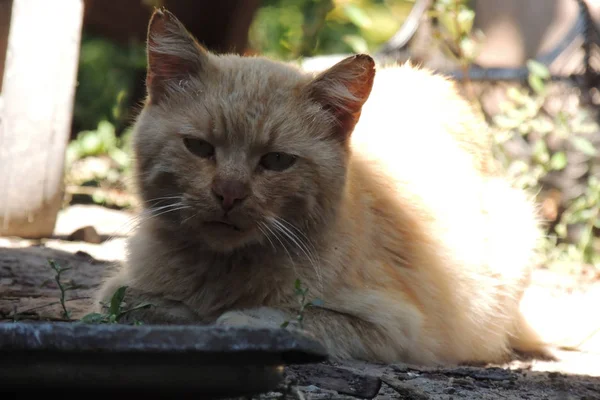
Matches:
[[94, 8, 549, 365]]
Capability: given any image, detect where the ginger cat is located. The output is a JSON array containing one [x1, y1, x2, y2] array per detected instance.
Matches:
[[94, 8, 549, 365]]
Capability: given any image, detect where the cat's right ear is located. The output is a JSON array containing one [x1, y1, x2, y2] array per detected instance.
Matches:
[[305, 54, 375, 142], [145, 8, 209, 104]]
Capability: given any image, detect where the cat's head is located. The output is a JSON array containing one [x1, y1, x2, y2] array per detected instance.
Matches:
[[133, 8, 375, 252]]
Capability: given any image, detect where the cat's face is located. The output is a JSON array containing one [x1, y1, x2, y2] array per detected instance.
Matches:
[[133, 9, 375, 252]]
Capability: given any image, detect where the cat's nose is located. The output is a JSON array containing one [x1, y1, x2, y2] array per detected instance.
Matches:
[[211, 179, 249, 212]]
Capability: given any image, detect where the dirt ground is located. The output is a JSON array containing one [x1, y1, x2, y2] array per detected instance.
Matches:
[[1, 204, 600, 399]]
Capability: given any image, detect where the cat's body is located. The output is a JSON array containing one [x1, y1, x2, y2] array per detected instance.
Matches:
[[95, 8, 548, 365]]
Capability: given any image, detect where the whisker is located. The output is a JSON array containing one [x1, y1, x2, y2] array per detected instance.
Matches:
[[271, 217, 324, 290], [100, 197, 186, 242], [276, 217, 319, 261], [181, 211, 200, 225], [257, 223, 277, 252], [269, 218, 322, 286], [103, 202, 182, 240], [262, 221, 298, 276], [147, 205, 191, 219], [272, 219, 317, 266], [276, 217, 312, 242], [145, 195, 183, 204], [144, 203, 187, 214], [97, 215, 140, 245]]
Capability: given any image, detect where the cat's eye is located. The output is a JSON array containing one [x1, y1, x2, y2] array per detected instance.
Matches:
[[183, 137, 215, 159], [260, 152, 297, 171]]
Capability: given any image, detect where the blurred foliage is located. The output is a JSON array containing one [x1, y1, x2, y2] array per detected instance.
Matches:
[[73, 35, 146, 133], [491, 61, 600, 268], [429, 0, 485, 69], [67, 33, 146, 209], [64, 120, 135, 209], [430, 0, 600, 268], [248, 0, 414, 59]]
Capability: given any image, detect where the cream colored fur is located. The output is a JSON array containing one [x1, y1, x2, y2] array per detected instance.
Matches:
[[95, 8, 549, 366]]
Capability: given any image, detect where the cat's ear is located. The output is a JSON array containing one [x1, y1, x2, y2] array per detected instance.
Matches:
[[305, 54, 375, 140], [145, 8, 209, 104]]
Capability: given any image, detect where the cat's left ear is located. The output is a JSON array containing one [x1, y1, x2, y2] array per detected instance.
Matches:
[[145, 8, 209, 104], [305, 54, 375, 141]]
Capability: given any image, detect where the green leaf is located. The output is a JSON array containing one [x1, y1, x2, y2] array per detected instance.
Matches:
[[96, 120, 117, 151], [65, 141, 82, 165], [549, 152, 567, 170], [342, 35, 368, 53], [492, 115, 519, 130], [79, 131, 104, 156], [532, 140, 549, 164], [343, 4, 372, 28], [79, 313, 106, 324], [554, 223, 567, 238], [108, 147, 130, 169], [526, 60, 550, 79], [506, 87, 526, 103], [92, 191, 106, 205], [294, 279, 302, 291], [459, 36, 478, 61], [117, 302, 153, 321], [530, 117, 554, 135], [280, 321, 289, 328], [438, 12, 458, 38], [572, 136, 597, 156], [456, 8, 475, 35], [109, 286, 128, 316], [528, 74, 545, 95]]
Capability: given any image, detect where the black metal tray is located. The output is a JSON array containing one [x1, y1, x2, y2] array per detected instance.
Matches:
[[0, 322, 328, 398]]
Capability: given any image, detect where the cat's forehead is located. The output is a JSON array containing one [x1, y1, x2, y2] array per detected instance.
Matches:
[[212, 57, 305, 102], [177, 58, 316, 149]]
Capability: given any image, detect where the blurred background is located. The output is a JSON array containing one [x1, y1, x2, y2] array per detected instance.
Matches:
[[1, 0, 599, 271]]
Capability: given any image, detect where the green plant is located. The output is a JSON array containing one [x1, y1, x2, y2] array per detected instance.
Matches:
[[64, 120, 135, 209], [551, 177, 600, 266], [80, 286, 152, 325], [41, 259, 152, 324], [66, 120, 131, 167], [73, 35, 146, 133], [431, 0, 483, 68], [430, 0, 485, 110], [8, 260, 90, 322], [281, 279, 324, 329], [47, 259, 77, 320], [249, 0, 412, 60], [490, 60, 600, 267]]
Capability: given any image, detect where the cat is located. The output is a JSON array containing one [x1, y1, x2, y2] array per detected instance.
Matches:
[[93, 7, 550, 366]]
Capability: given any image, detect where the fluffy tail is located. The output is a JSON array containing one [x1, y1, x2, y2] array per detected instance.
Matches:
[[509, 310, 556, 360]]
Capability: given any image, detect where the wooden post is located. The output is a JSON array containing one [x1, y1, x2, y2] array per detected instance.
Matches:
[[0, 0, 84, 238], [0, 0, 12, 92]]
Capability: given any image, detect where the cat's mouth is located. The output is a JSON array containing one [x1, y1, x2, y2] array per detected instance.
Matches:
[[205, 219, 242, 232]]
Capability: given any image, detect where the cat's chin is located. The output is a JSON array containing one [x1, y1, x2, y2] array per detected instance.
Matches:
[[197, 221, 260, 252]]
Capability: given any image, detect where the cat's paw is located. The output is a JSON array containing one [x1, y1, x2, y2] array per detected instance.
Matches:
[[215, 307, 298, 330], [99, 286, 203, 325]]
